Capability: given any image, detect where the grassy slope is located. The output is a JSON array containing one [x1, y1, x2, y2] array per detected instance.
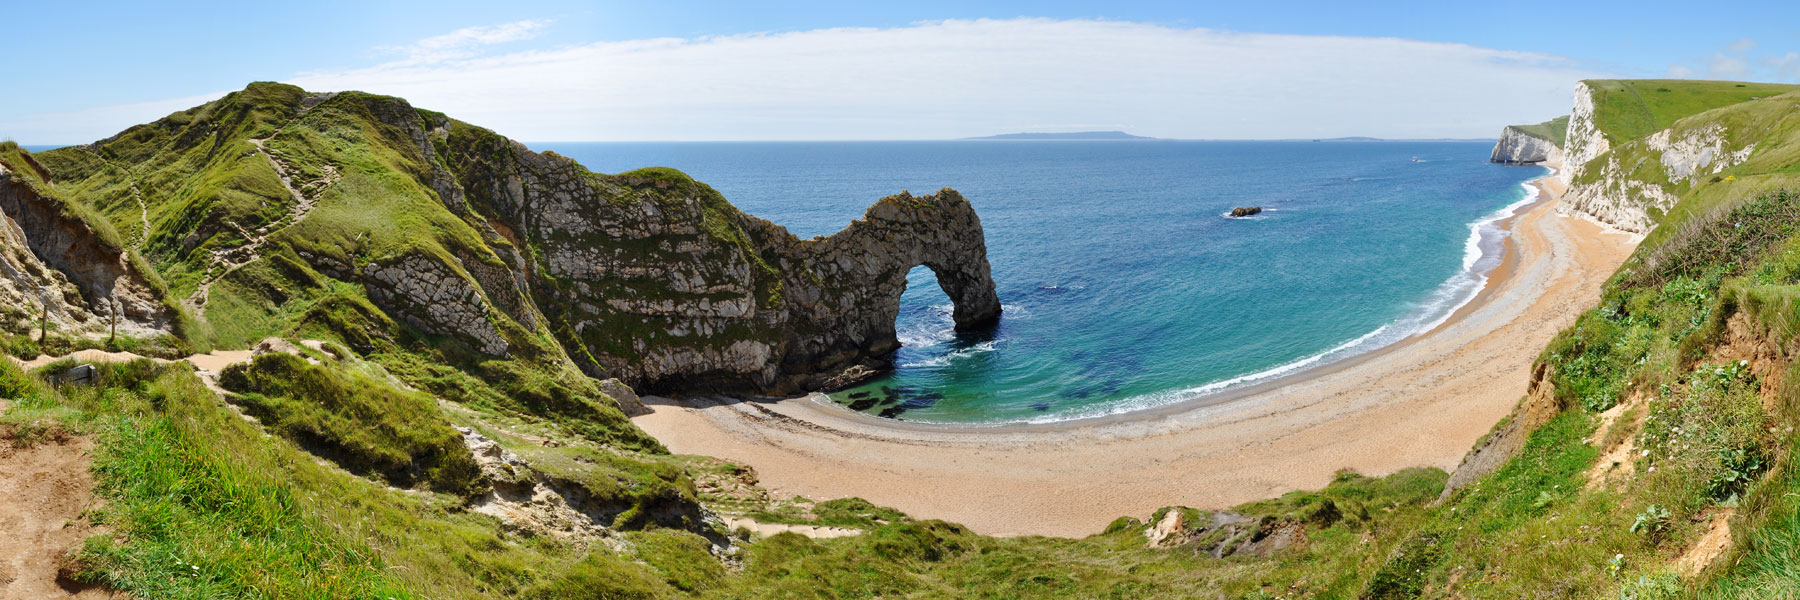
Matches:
[[13, 79, 1800, 598], [1509, 115, 1570, 147], [1583, 80, 1800, 148]]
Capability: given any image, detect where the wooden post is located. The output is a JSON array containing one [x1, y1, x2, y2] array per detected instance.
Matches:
[[109, 296, 119, 345], [38, 302, 46, 343]]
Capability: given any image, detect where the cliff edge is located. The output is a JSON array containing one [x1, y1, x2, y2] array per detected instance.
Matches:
[[1489, 116, 1567, 164], [29, 83, 1002, 396]]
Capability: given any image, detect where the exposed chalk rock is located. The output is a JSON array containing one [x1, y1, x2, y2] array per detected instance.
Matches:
[[1490, 126, 1563, 164]]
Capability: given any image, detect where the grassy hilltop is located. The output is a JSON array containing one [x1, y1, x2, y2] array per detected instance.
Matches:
[[8, 79, 1800, 597], [1579, 80, 1800, 148], [1507, 114, 1571, 147]]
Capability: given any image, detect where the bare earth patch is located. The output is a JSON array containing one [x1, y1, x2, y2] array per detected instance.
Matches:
[[1676, 508, 1735, 578], [1583, 394, 1645, 490], [0, 433, 119, 599]]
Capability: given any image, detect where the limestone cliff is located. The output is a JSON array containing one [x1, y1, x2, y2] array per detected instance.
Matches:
[[1489, 116, 1567, 165], [31, 83, 1001, 396], [1553, 80, 1799, 234], [442, 132, 1002, 393], [1559, 81, 1609, 187], [0, 150, 173, 337], [1490, 126, 1562, 164]]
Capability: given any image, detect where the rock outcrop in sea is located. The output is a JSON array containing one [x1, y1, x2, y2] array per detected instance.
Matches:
[[449, 129, 1004, 393]]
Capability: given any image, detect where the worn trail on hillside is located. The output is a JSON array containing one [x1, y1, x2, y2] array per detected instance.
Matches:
[[0, 432, 118, 599], [186, 123, 339, 315], [74, 148, 150, 251]]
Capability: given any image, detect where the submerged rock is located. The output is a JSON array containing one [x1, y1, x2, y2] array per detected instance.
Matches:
[[1229, 206, 1263, 218]]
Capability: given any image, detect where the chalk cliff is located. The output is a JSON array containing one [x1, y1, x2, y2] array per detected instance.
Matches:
[[1554, 81, 1797, 234], [1490, 120, 1562, 163]]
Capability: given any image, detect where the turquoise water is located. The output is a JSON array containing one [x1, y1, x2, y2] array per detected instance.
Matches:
[[534, 141, 1545, 424]]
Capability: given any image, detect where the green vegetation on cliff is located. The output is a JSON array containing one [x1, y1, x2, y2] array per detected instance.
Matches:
[[1581, 79, 1800, 147], [13, 79, 1800, 598], [1508, 114, 1570, 147]]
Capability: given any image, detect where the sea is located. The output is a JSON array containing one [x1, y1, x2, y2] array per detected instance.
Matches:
[[549, 141, 1544, 425]]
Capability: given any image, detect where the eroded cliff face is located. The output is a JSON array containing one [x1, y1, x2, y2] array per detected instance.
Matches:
[[1559, 82, 1610, 188], [23, 85, 1001, 397], [0, 162, 172, 336], [1490, 126, 1562, 164], [764, 191, 1003, 391], [437, 132, 1002, 393], [1562, 117, 1761, 234]]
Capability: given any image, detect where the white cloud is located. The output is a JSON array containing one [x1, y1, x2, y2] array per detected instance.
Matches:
[[377, 19, 549, 64], [1768, 52, 1800, 82], [5, 19, 1610, 143], [1667, 38, 1800, 83], [1708, 53, 1753, 79]]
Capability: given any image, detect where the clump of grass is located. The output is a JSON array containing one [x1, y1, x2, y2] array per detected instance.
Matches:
[[219, 352, 482, 495], [625, 529, 725, 593], [74, 371, 415, 598], [1626, 190, 1800, 289]]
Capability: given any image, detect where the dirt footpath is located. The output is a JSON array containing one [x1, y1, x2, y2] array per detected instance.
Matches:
[[0, 431, 120, 599]]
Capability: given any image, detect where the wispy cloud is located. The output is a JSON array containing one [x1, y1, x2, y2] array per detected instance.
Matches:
[[288, 18, 1606, 141], [6, 18, 1612, 143], [1666, 38, 1800, 82], [376, 19, 549, 65]]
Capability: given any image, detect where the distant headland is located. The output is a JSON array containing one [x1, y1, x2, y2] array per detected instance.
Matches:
[[962, 130, 1153, 140]]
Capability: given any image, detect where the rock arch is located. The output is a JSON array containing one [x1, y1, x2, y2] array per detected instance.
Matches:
[[770, 189, 1002, 391]]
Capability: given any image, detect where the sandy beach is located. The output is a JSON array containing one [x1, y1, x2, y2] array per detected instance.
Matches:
[[632, 165, 1638, 537]]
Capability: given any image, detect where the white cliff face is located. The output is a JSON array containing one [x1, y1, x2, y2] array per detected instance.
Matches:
[[1560, 82, 1610, 187], [1560, 119, 1759, 234], [1648, 125, 1756, 185], [1490, 126, 1563, 164], [1561, 154, 1681, 234]]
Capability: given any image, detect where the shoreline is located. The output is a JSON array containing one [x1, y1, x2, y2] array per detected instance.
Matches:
[[765, 165, 1553, 434], [633, 162, 1637, 536]]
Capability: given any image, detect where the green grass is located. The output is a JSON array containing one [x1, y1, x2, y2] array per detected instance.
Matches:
[[219, 351, 483, 495], [1508, 114, 1570, 147], [1584, 79, 1800, 146], [0, 352, 708, 599]]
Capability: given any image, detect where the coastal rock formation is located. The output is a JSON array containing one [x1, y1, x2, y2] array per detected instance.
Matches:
[[1489, 126, 1562, 164], [1551, 80, 1800, 234], [1560, 82, 1610, 187], [1228, 206, 1262, 217], [451, 132, 1006, 393], [1141, 507, 1304, 558], [26, 83, 1002, 400], [1562, 108, 1769, 234], [0, 154, 172, 336]]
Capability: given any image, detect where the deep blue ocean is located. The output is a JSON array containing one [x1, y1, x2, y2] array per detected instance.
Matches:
[[531, 141, 1542, 424]]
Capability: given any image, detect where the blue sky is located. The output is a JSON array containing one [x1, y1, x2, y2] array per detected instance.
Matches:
[[4, 0, 1797, 142]]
